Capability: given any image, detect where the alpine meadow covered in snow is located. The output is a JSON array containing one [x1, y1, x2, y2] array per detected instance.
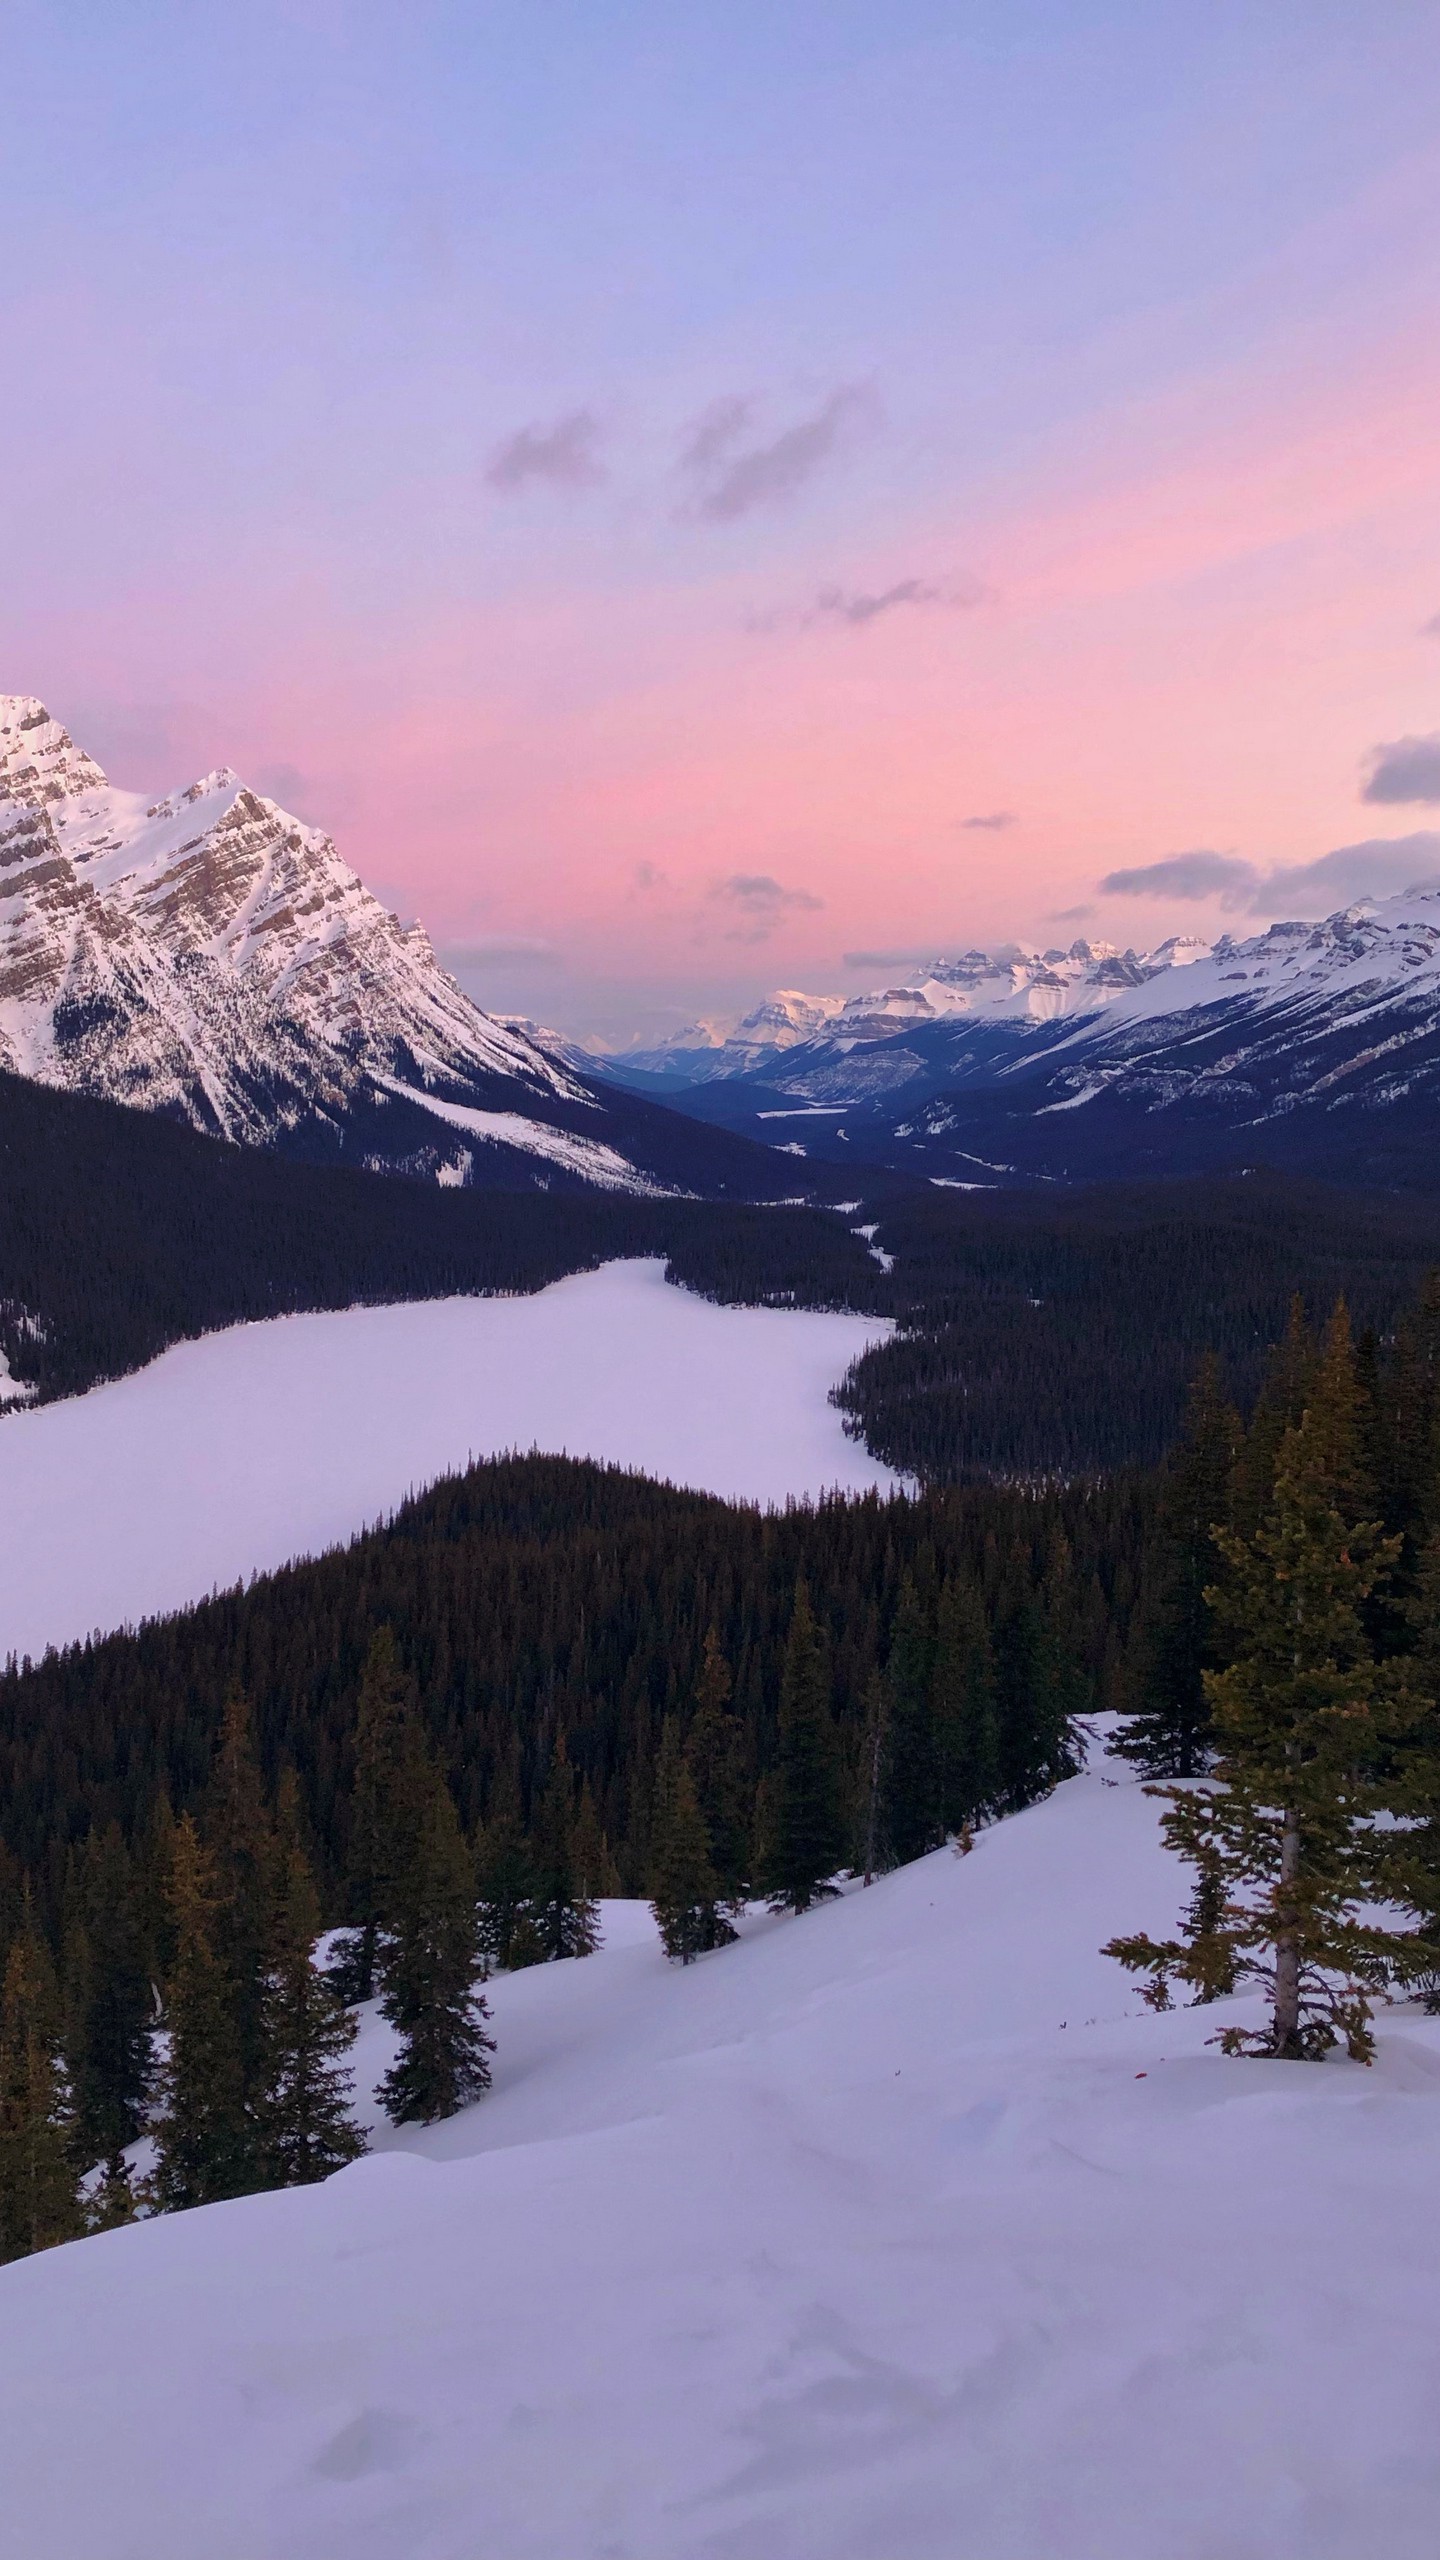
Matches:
[[7, 6, 1440, 2554]]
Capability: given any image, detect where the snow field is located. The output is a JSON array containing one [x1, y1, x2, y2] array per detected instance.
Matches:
[[5, 1753, 1440, 2558], [0, 1260, 899, 1663]]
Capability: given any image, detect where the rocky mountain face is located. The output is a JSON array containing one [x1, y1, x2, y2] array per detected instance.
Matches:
[[0, 699, 794, 1199], [633, 900, 1440, 1190]]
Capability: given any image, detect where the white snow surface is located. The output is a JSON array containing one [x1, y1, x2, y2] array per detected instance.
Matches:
[[0, 1261, 896, 1662], [6, 1752, 1440, 2558]]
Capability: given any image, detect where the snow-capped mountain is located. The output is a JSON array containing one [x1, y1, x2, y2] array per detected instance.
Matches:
[[599, 938, 1212, 1091], [650, 899, 1440, 1188], [0, 699, 793, 1197]]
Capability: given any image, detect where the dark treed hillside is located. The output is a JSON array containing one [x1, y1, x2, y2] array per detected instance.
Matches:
[[838, 1175, 1440, 1479], [0, 1067, 887, 1405], [0, 1453, 1144, 1941]]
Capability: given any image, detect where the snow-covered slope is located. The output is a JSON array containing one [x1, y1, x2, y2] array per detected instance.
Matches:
[[6, 1749, 1440, 2560], [0, 698, 794, 1197], [0, 1261, 898, 1661]]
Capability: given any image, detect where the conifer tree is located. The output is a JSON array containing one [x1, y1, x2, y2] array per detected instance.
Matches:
[[0, 1909, 83, 2264], [1105, 1305, 1439, 2060], [377, 1763, 493, 2126], [649, 1721, 736, 1962], [571, 1780, 621, 1904], [1117, 1354, 1241, 1776], [153, 1814, 256, 2207], [475, 1752, 539, 1971], [685, 1629, 750, 1904], [206, 1686, 274, 2123], [857, 1670, 890, 1885], [883, 1574, 941, 1864], [932, 1578, 998, 1830], [333, 1627, 421, 2003], [260, 1775, 365, 2184], [66, 1823, 154, 2164], [763, 1583, 847, 1913], [530, 1741, 602, 1960]]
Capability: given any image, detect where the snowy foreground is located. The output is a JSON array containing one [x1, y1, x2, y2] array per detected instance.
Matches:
[[6, 1753, 1440, 2560], [0, 1261, 897, 1663]]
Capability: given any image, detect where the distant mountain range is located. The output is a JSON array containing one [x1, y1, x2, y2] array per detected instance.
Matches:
[[0, 699, 797, 1200], [595, 903, 1440, 1189]]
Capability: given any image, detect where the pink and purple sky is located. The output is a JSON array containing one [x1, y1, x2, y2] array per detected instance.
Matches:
[[6, 1, 1440, 1043]]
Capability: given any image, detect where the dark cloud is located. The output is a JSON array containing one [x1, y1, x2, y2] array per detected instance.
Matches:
[[1423, 614, 1440, 639], [960, 810, 1017, 832], [1101, 836, 1440, 915], [485, 410, 604, 492], [711, 872, 824, 943], [843, 948, 939, 969], [630, 861, 669, 894], [682, 386, 875, 522], [1099, 850, 1259, 907], [1049, 904, 1094, 923], [809, 573, 986, 627], [1362, 734, 1440, 805]]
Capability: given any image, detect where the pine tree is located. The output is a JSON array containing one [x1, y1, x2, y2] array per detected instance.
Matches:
[[332, 1628, 421, 2003], [377, 1764, 494, 2126], [66, 1823, 154, 2163], [571, 1780, 621, 1903], [1105, 1305, 1439, 2060], [1117, 1354, 1241, 1776], [685, 1629, 751, 1904], [763, 1583, 847, 1913], [882, 1574, 941, 1864], [0, 1909, 83, 2264], [260, 1775, 366, 2184], [858, 1670, 889, 1885], [206, 1686, 274, 2124], [475, 1752, 539, 1971], [530, 1741, 602, 1961], [153, 1814, 257, 2207], [649, 1721, 736, 1962], [932, 1578, 998, 1830]]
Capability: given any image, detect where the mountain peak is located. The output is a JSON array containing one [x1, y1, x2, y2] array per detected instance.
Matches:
[[0, 697, 108, 805]]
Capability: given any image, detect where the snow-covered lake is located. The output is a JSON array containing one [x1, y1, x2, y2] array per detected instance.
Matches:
[[6, 1750, 1440, 2559], [0, 1259, 899, 1663]]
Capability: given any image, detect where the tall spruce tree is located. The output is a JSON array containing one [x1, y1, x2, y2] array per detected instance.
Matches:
[[206, 1687, 274, 2129], [476, 1750, 539, 1971], [0, 1909, 83, 2265], [153, 1814, 257, 2207], [931, 1577, 998, 1830], [684, 1630, 751, 1906], [1105, 1305, 1439, 2060], [260, 1776, 366, 2184], [333, 1628, 421, 2003], [1117, 1354, 1241, 1777], [883, 1574, 941, 1864], [65, 1823, 154, 2166], [529, 1742, 602, 1961], [377, 1763, 494, 2126], [763, 1584, 848, 1913], [649, 1720, 736, 1962]]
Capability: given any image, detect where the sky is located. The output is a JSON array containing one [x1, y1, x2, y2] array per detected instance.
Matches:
[[4, 2, 1440, 1045]]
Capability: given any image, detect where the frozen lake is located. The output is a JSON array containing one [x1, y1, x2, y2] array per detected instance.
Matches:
[[0, 1259, 899, 1661]]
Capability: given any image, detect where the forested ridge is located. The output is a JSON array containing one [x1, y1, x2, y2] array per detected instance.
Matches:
[[0, 1066, 885, 1406], [9, 1066, 1440, 1480]]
